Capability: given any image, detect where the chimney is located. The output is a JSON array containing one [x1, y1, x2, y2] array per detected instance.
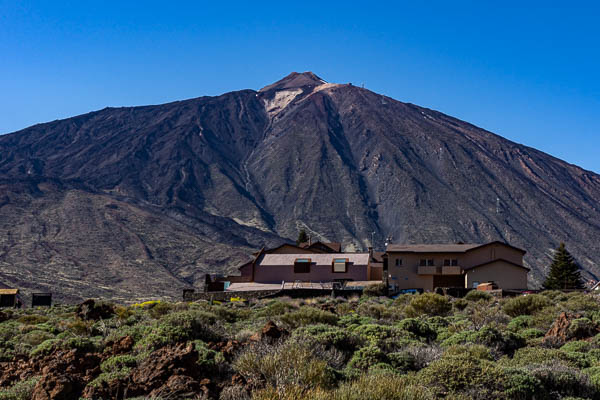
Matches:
[[309, 235, 312, 246], [368, 246, 373, 258]]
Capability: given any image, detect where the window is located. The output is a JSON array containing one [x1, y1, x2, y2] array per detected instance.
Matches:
[[427, 259, 434, 266], [451, 259, 458, 266], [395, 258, 402, 267], [419, 259, 427, 266], [444, 259, 450, 266], [444, 259, 459, 266], [294, 258, 311, 273], [420, 259, 434, 266], [332, 258, 348, 273]]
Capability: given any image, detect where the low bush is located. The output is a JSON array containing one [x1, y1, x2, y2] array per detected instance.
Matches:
[[0, 377, 39, 400], [502, 295, 551, 317], [464, 290, 493, 302], [280, 307, 338, 328], [568, 317, 597, 339], [396, 318, 436, 341], [418, 353, 505, 397], [529, 363, 597, 399], [404, 294, 451, 317], [362, 283, 387, 297], [292, 324, 361, 352], [234, 341, 336, 392], [347, 344, 387, 371], [507, 315, 533, 332]]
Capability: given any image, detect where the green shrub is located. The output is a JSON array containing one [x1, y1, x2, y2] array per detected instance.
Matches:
[[135, 310, 220, 351], [520, 328, 545, 339], [441, 325, 524, 354], [234, 341, 336, 392], [568, 317, 597, 339], [540, 290, 568, 302], [21, 330, 54, 347], [30, 338, 61, 357], [507, 347, 582, 368], [194, 340, 223, 371], [362, 283, 387, 297], [0, 377, 40, 400], [500, 367, 542, 400], [396, 318, 436, 341], [17, 314, 49, 325], [338, 313, 374, 328], [292, 324, 361, 351], [529, 363, 596, 399], [387, 351, 417, 372], [507, 315, 533, 332], [405, 294, 451, 317], [323, 372, 434, 400], [502, 295, 551, 317], [100, 354, 137, 373], [280, 307, 338, 328], [464, 290, 493, 302], [453, 298, 468, 311], [347, 345, 387, 371], [256, 300, 294, 318], [418, 353, 505, 397], [561, 340, 592, 354], [351, 324, 409, 346], [444, 344, 492, 361], [564, 293, 600, 313]]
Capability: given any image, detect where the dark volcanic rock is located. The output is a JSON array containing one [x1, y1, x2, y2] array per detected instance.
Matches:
[[1, 71, 600, 299]]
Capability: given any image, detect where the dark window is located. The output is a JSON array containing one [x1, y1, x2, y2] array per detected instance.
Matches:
[[294, 258, 311, 273], [427, 259, 434, 266], [419, 259, 427, 266], [395, 258, 402, 267], [451, 259, 458, 266], [444, 259, 451, 266], [332, 258, 348, 273]]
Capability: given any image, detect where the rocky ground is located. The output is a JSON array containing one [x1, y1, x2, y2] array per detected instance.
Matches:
[[2, 290, 600, 399]]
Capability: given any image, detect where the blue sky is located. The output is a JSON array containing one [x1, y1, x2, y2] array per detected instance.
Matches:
[[1, 1, 599, 172]]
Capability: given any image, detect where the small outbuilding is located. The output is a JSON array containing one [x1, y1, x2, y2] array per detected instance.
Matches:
[[0, 289, 19, 308]]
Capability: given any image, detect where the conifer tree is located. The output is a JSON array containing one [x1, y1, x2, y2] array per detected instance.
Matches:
[[296, 229, 309, 245], [543, 243, 583, 290]]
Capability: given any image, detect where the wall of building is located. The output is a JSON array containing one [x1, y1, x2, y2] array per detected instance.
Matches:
[[465, 261, 528, 290], [461, 244, 524, 267], [387, 253, 436, 291], [253, 263, 368, 283]]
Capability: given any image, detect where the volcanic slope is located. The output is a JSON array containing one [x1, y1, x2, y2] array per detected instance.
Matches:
[[1, 72, 599, 300]]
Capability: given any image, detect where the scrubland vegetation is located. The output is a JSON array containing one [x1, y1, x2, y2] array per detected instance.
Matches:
[[2, 290, 600, 399]]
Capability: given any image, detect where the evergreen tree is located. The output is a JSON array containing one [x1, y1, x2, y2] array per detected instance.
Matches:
[[296, 229, 309, 245], [543, 243, 583, 290]]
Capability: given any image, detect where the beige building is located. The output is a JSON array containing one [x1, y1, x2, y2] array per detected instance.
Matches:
[[386, 241, 528, 291]]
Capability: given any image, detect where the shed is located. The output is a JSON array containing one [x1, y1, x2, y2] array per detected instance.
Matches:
[[0, 289, 19, 308], [32, 293, 52, 307]]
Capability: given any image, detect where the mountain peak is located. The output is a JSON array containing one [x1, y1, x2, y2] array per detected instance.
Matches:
[[259, 71, 327, 92]]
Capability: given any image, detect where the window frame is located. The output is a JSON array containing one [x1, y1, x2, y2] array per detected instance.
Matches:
[[332, 258, 349, 273], [294, 258, 311, 274]]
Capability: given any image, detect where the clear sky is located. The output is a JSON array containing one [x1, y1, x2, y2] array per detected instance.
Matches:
[[1, 1, 599, 172]]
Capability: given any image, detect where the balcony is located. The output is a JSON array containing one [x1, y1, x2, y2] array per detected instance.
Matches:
[[417, 266, 462, 275]]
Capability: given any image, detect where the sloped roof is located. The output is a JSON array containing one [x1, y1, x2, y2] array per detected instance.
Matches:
[[463, 258, 530, 271], [386, 244, 480, 253], [259, 253, 369, 266], [299, 241, 342, 252], [386, 241, 526, 254], [0, 289, 19, 295]]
